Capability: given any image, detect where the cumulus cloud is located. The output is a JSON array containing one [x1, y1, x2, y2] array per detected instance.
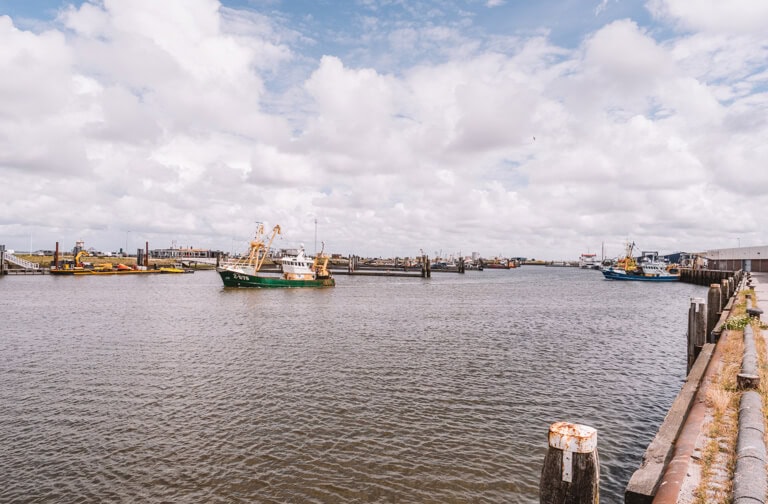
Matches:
[[647, 0, 768, 34]]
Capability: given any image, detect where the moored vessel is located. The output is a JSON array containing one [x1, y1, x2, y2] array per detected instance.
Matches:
[[217, 224, 335, 288], [602, 243, 679, 282], [579, 253, 599, 269]]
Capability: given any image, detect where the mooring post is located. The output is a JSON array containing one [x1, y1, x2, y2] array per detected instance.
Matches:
[[706, 284, 722, 343], [720, 279, 729, 311], [540, 422, 599, 504], [687, 298, 706, 374], [0, 244, 5, 275]]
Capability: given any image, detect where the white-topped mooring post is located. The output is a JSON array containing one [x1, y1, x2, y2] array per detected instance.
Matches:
[[540, 422, 599, 503]]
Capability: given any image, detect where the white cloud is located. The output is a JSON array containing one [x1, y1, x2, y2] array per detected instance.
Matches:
[[648, 0, 768, 34]]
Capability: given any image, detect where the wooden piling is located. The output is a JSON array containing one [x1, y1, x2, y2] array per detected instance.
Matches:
[[720, 279, 729, 312], [540, 422, 599, 504], [687, 298, 706, 374], [0, 245, 5, 275], [706, 284, 721, 343]]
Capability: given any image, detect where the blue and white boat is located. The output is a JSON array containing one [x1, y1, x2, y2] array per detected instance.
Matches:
[[602, 246, 679, 282]]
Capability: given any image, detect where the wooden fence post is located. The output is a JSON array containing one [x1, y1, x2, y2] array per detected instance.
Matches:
[[687, 298, 706, 374], [706, 284, 722, 343], [720, 279, 729, 310], [540, 422, 599, 503]]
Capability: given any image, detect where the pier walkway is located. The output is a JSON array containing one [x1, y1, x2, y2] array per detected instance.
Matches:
[[0, 249, 41, 274], [628, 272, 767, 504]]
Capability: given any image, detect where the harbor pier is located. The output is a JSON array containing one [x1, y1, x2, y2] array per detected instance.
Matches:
[[679, 267, 737, 286], [330, 255, 444, 277], [1, 245, 45, 274], [623, 270, 767, 503], [542, 269, 767, 503]]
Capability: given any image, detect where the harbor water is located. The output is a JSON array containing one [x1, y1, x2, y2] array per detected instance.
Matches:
[[0, 267, 706, 503]]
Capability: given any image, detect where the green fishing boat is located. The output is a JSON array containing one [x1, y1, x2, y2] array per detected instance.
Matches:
[[217, 224, 335, 288]]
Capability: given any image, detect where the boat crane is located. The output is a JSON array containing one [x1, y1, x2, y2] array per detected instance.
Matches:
[[246, 224, 281, 273]]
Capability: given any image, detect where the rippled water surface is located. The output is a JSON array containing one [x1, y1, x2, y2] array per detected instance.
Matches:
[[0, 267, 706, 502]]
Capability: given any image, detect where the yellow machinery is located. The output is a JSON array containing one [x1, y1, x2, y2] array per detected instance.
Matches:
[[75, 250, 90, 267]]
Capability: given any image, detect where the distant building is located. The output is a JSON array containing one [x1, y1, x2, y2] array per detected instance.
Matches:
[[699, 246, 768, 272]]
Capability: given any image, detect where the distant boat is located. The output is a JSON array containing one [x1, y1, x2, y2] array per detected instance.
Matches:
[[217, 224, 335, 288], [602, 244, 679, 282], [483, 258, 515, 269], [579, 253, 599, 269]]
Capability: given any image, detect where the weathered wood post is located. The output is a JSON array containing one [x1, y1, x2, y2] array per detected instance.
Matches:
[[687, 298, 706, 373], [540, 422, 599, 503], [0, 244, 5, 275], [720, 279, 729, 311], [706, 284, 722, 343]]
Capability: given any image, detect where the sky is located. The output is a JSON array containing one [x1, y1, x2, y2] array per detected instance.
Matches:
[[1, 0, 767, 260]]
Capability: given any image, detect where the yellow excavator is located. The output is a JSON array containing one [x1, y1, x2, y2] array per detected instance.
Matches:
[[74, 250, 90, 267]]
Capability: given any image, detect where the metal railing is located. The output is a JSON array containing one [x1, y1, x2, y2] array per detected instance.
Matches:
[[2, 252, 40, 270]]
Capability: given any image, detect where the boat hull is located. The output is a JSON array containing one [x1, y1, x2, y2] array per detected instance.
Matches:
[[218, 269, 335, 288], [601, 269, 679, 282]]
